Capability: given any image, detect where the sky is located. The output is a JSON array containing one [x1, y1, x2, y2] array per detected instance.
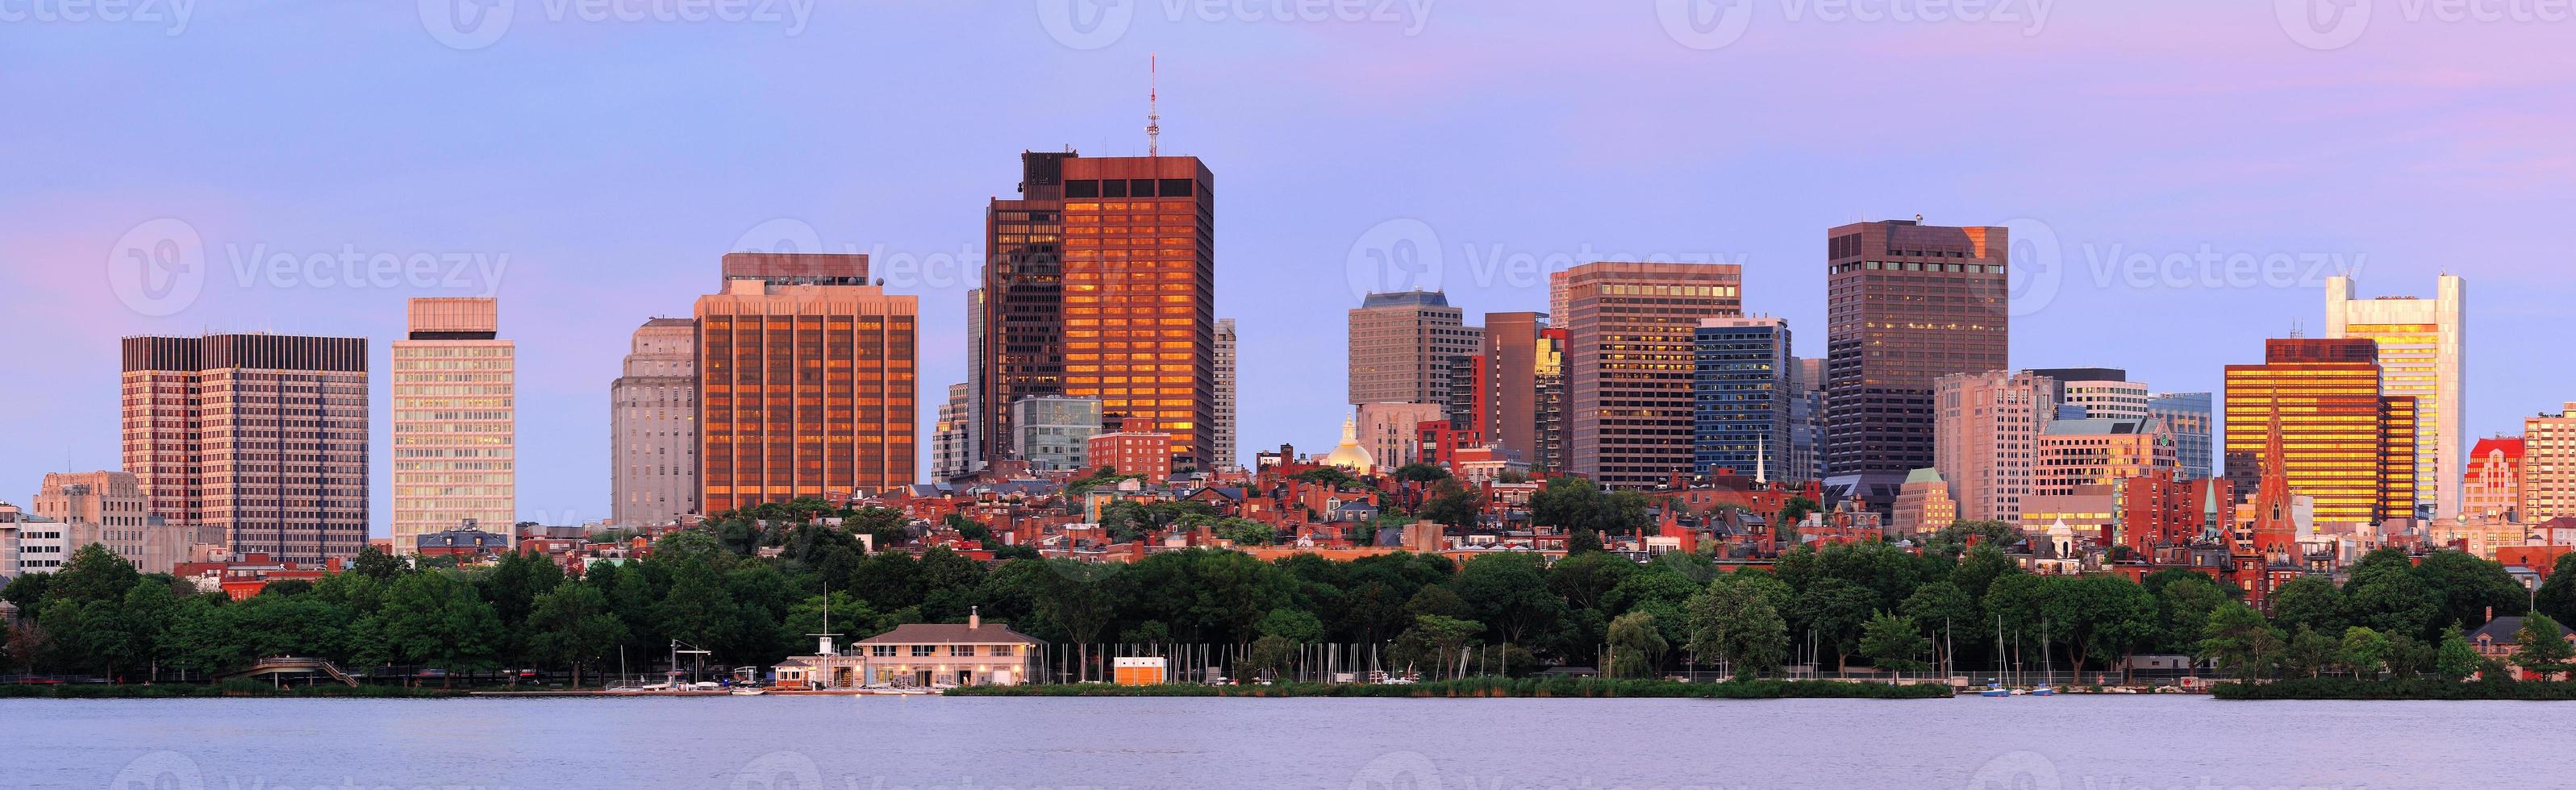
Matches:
[[5, 0, 2574, 534]]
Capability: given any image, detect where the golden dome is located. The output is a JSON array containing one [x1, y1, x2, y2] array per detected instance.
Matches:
[[1320, 415, 1374, 474]]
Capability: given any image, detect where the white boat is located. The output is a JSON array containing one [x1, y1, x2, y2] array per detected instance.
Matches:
[[729, 688, 767, 696]]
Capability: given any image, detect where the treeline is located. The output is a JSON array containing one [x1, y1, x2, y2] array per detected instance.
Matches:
[[6, 518, 2575, 687]]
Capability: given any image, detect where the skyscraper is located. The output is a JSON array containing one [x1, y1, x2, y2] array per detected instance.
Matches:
[[932, 383, 975, 480], [1481, 311, 1548, 464], [982, 151, 1219, 468], [2033, 418, 2178, 497], [2462, 436, 2524, 522], [1444, 354, 1488, 447], [2223, 338, 2417, 526], [31, 471, 186, 574], [2524, 406, 2576, 522], [1788, 356, 1826, 484], [2326, 275, 2466, 519], [963, 287, 987, 473], [2024, 368, 2149, 420], [1348, 290, 1481, 406], [1534, 327, 1569, 476], [391, 297, 515, 553], [1214, 317, 1238, 472], [611, 317, 698, 528], [1825, 219, 2010, 509], [1357, 401, 1445, 471], [697, 252, 917, 514], [123, 333, 369, 563], [2149, 393, 2216, 481], [1934, 370, 2057, 523], [1561, 261, 1744, 489], [1691, 317, 1790, 478]]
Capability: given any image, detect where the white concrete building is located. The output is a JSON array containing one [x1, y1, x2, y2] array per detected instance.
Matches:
[[612, 318, 698, 527], [2327, 274, 2465, 519], [392, 297, 517, 553]]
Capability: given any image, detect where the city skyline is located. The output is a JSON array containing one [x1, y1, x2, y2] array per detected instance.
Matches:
[[9, 5, 2575, 534]]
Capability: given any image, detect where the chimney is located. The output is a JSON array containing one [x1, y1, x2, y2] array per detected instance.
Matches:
[[2486, 605, 2494, 623], [970, 605, 982, 630]]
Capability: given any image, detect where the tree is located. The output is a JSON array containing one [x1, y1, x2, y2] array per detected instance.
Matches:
[[2435, 625, 2481, 681], [2338, 626, 2391, 679], [1900, 581, 1978, 671], [1860, 612, 1930, 674], [1790, 577, 1878, 672], [2341, 549, 2445, 641], [1, 573, 52, 612], [49, 544, 141, 605], [2041, 575, 2159, 676], [370, 572, 502, 685], [2411, 551, 2528, 630], [2535, 553, 2576, 628], [1291, 467, 1357, 489], [2155, 575, 2232, 655], [2266, 576, 2346, 636], [1257, 608, 1325, 643], [524, 584, 629, 688], [1391, 463, 1450, 484], [2283, 626, 2339, 679], [1390, 614, 1481, 680], [1774, 496, 1820, 547], [1528, 477, 1651, 538], [1416, 480, 1483, 528], [2512, 613, 2575, 681], [1686, 576, 1790, 680], [2198, 601, 2282, 680], [1453, 554, 1565, 647], [1606, 611, 1667, 679], [1548, 552, 1637, 614], [1244, 634, 1295, 680]]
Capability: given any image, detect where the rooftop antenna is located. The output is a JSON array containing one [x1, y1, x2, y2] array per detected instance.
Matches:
[[1146, 53, 1161, 157]]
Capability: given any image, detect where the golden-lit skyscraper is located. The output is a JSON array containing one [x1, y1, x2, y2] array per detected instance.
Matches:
[[696, 253, 917, 514], [2222, 338, 2417, 526], [2326, 275, 2464, 519], [983, 151, 1216, 469], [392, 297, 516, 553], [1559, 261, 1744, 489]]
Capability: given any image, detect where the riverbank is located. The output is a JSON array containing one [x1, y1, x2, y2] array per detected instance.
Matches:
[[0, 681, 472, 699], [2211, 677, 2576, 701], [948, 677, 1958, 699]]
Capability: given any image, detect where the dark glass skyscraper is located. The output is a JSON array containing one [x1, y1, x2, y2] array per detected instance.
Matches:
[[1692, 317, 1791, 477], [1824, 219, 2009, 509]]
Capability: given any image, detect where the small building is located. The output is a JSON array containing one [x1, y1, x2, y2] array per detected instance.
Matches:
[[851, 610, 1044, 688], [2467, 614, 2576, 680], [415, 524, 513, 560], [1113, 657, 1167, 686]]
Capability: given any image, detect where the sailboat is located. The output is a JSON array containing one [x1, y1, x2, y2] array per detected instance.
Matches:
[[1980, 615, 2010, 696], [2031, 619, 2057, 696]]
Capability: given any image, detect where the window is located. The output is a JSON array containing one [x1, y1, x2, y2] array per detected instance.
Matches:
[[871, 645, 895, 657], [949, 645, 975, 657], [911, 644, 935, 657]]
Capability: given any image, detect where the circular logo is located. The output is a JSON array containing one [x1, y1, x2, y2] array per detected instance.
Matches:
[[727, 750, 825, 790], [419, 0, 516, 50], [2274, 0, 2370, 51], [1999, 217, 2061, 319], [110, 751, 206, 790], [1343, 218, 1443, 306], [732, 218, 827, 256], [1964, 750, 2062, 790], [1657, 0, 1754, 51], [1348, 750, 1444, 790], [1037, 0, 1135, 51], [107, 218, 206, 317]]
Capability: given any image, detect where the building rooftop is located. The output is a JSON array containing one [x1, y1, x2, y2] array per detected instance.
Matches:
[[1357, 290, 1451, 309]]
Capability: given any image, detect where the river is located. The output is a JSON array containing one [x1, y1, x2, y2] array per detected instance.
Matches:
[[3, 695, 2553, 789]]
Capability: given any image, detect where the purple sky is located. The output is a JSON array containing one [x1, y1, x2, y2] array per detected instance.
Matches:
[[6, 2, 2574, 533]]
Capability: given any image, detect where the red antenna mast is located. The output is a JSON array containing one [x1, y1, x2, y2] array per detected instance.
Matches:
[[1147, 54, 1162, 157]]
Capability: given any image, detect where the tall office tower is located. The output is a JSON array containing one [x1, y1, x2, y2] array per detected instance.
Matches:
[[2223, 338, 2418, 526], [1535, 327, 1568, 475], [1691, 317, 1791, 477], [2327, 275, 2466, 519], [2149, 393, 2216, 481], [1561, 261, 1744, 489], [391, 297, 515, 554], [611, 318, 698, 528], [31, 471, 187, 574], [1444, 355, 1488, 445], [982, 151, 1218, 468], [2461, 436, 2524, 522], [2032, 417, 2178, 497], [1357, 401, 1446, 470], [1213, 318, 1238, 471], [1825, 220, 2010, 510], [1933, 371, 2058, 523], [963, 288, 987, 473], [122, 334, 369, 563], [1349, 291, 1481, 406], [1788, 356, 1826, 484], [2025, 368, 2149, 420], [1482, 312, 1548, 462], [932, 383, 975, 480], [697, 252, 917, 514], [2524, 405, 2576, 522]]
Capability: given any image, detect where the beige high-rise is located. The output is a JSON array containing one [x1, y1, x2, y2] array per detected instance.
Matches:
[[1935, 370, 2059, 523], [392, 297, 516, 553], [1561, 262, 1745, 489], [123, 334, 369, 563], [31, 471, 190, 574], [612, 318, 698, 527], [1348, 291, 1481, 407], [2524, 405, 2576, 522], [2327, 275, 2465, 519]]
